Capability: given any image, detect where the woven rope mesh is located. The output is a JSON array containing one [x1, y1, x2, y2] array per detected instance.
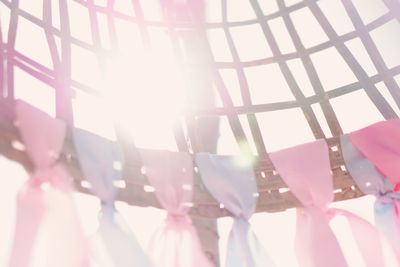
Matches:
[[1, 0, 400, 215]]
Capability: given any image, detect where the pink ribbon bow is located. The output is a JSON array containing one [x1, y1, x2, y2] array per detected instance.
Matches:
[[346, 119, 400, 262], [8, 100, 89, 267], [270, 139, 384, 267], [348, 119, 400, 189], [139, 149, 214, 267]]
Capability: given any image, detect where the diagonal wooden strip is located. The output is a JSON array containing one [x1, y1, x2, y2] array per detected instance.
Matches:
[[86, 0, 108, 72], [130, 0, 151, 48], [191, 64, 400, 116], [220, 0, 268, 156], [105, 0, 118, 51], [277, 0, 343, 137], [0, 13, 4, 98], [5, 0, 19, 100], [249, 0, 326, 139], [57, 0, 74, 122], [185, 4, 253, 155], [341, 0, 400, 111], [43, 0, 61, 72], [383, 0, 400, 24], [213, 12, 392, 69], [160, 0, 198, 153], [305, 0, 398, 120]]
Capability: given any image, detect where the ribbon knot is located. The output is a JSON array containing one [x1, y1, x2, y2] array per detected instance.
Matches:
[[29, 164, 69, 189], [166, 213, 191, 225], [306, 205, 337, 221], [99, 201, 117, 219], [377, 190, 400, 205], [8, 100, 89, 267], [234, 216, 251, 225], [271, 139, 384, 267], [342, 132, 400, 263], [140, 149, 213, 267]]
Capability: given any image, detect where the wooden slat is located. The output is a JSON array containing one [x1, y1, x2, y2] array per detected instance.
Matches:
[[5, 0, 19, 100], [305, 0, 398, 120], [249, 0, 326, 140], [341, 0, 400, 110], [277, 0, 343, 137], [221, 0, 268, 156]]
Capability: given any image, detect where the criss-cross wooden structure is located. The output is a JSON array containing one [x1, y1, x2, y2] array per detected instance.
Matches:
[[1, 0, 400, 264]]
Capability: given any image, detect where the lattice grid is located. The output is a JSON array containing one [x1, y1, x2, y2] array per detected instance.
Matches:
[[1, 0, 400, 217]]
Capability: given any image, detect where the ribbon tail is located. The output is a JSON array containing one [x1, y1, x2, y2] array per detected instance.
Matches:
[[227, 218, 275, 267], [42, 186, 89, 267], [295, 208, 347, 267], [91, 210, 154, 267], [332, 208, 385, 267], [8, 183, 46, 267], [148, 217, 213, 267], [375, 200, 400, 262], [226, 219, 249, 267]]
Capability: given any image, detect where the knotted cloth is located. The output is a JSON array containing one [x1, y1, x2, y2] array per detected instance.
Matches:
[[270, 139, 384, 267], [73, 129, 154, 267], [8, 100, 89, 267], [139, 149, 214, 267], [344, 119, 400, 262], [195, 153, 276, 267]]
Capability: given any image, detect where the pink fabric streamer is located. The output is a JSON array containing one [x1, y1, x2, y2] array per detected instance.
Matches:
[[269, 139, 384, 267], [348, 119, 400, 185], [342, 134, 400, 262], [139, 149, 214, 267], [345, 120, 400, 262], [73, 129, 154, 267], [8, 100, 89, 267], [195, 153, 276, 267]]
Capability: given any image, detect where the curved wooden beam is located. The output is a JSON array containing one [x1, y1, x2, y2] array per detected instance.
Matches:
[[0, 100, 364, 218]]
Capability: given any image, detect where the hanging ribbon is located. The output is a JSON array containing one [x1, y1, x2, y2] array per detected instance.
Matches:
[[73, 129, 154, 267], [195, 153, 275, 267], [8, 100, 89, 267], [348, 119, 400, 188], [344, 119, 400, 262], [139, 149, 214, 267], [269, 139, 384, 267]]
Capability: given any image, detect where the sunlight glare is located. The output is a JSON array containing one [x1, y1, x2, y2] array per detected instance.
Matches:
[[103, 50, 186, 149]]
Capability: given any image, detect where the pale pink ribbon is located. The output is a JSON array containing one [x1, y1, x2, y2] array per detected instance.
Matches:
[[270, 139, 384, 267], [8, 100, 89, 267], [346, 119, 400, 262], [139, 149, 214, 267], [195, 153, 276, 267]]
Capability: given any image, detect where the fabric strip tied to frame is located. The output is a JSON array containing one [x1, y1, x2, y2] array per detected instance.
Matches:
[[270, 139, 384, 267], [343, 119, 400, 263], [73, 129, 154, 267], [140, 149, 214, 267], [196, 153, 276, 267], [8, 100, 89, 267]]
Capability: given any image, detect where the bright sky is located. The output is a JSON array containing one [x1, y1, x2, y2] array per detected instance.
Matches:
[[1, 0, 400, 266]]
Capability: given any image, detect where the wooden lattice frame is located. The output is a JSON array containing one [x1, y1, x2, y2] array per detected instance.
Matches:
[[1, 0, 400, 264], [1, 0, 399, 215]]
